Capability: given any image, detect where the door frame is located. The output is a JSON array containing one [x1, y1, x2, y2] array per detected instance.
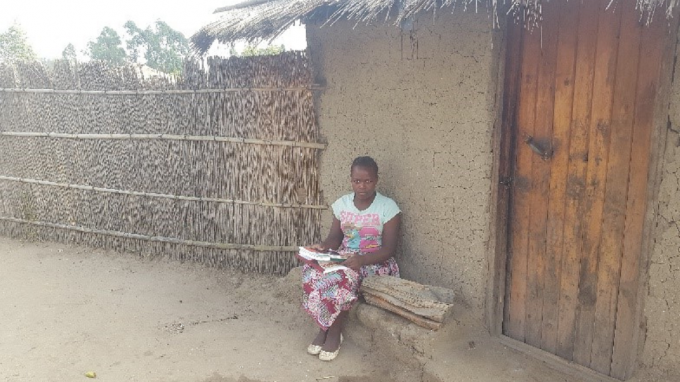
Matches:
[[484, 5, 680, 380]]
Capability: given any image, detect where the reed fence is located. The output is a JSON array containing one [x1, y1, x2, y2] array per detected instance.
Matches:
[[0, 52, 324, 274]]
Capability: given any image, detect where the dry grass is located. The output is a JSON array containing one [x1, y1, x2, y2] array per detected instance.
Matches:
[[0, 52, 323, 275], [190, 0, 675, 54]]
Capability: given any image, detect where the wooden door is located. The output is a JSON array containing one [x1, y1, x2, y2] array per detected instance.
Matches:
[[500, 0, 677, 379]]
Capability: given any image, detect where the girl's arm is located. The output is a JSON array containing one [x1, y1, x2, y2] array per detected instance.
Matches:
[[308, 216, 344, 251]]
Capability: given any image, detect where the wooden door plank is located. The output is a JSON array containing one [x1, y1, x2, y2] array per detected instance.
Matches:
[[505, 19, 541, 343], [614, 11, 680, 378], [610, 13, 668, 380], [570, 0, 624, 367], [589, 1, 643, 375], [500, 19, 525, 336], [524, 0, 560, 349], [541, 0, 579, 354], [555, 0, 600, 362]]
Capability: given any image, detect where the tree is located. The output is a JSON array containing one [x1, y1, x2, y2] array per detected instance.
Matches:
[[86, 27, 127, 64], [241, 44, 285, 57], [124, 20, 189, 75], [62, 43, 77, 63], [0, 23, 37, 63]]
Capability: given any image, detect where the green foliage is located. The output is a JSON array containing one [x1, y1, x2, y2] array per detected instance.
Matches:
[[62, 43, 77, 63], [124, 20, 189, 75], [0, 23, 37, 63], [240, 44, 285, 57], [86, 27, 127, 65], [39, 58, 57, 71]]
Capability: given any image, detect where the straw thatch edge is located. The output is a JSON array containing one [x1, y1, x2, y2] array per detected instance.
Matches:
[[191, 0, 679, 55]]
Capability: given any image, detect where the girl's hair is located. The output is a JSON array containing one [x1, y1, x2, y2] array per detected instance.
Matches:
[[351, 156, 379, 176]]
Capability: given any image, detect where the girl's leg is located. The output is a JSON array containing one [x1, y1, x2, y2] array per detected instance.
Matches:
[[322, 310, 348, 351], [311, 328, 327, 346]]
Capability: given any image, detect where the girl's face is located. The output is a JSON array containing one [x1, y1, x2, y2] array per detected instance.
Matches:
[[350, 166, 378, 202]]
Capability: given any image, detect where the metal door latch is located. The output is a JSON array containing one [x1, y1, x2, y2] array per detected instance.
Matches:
[[523, 134, 553, 160]]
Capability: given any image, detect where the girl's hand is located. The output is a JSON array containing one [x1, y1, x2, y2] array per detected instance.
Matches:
[[342, 255, 364, 272], [307, 243, 327, 252]]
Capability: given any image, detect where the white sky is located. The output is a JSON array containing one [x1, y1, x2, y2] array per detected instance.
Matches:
[[0, 0, 306, 59]]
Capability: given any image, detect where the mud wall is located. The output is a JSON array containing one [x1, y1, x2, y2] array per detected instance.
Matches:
[[641, 34, 680, 377], [306, 7, 680, 377], [306, 12, 497, 315]]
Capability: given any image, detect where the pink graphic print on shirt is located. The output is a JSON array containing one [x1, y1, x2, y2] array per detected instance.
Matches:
[[339, 211, 382, 253]]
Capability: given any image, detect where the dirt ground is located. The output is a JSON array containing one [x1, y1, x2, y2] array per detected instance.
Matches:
[[0, 237, 667, 382]]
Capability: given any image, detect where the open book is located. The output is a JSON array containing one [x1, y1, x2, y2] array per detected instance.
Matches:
[[296, 247, 349, 274]]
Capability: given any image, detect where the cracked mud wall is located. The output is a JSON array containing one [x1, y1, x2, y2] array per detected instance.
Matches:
[[641, 35, 680, 376], [307, 12, 496, 316]]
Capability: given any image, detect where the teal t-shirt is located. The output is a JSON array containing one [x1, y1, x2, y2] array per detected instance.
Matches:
[[331, 192, 401, 253]]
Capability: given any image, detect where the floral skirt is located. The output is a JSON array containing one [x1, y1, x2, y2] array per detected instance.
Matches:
[[302, 256, 399, 330]]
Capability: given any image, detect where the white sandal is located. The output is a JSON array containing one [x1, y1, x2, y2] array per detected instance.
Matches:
[[318, 334, 343, 361], [307, 344, 322, 355]]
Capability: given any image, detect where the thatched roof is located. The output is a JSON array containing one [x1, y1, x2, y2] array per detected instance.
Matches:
[[191, 0, 678, 55]]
